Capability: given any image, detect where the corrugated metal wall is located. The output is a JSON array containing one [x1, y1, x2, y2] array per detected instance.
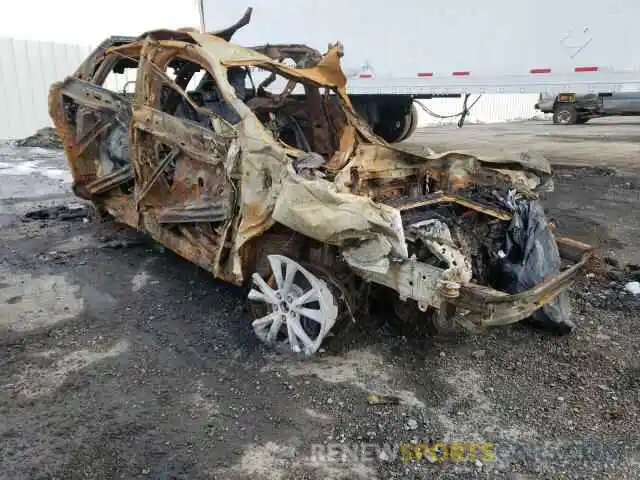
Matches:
[[0, 37, 92, 140]]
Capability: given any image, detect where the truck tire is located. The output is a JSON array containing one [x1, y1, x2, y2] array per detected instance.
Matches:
[[553, 104, 578, 125], [397, 103, 419, 142], [376, 115, 406, 143]]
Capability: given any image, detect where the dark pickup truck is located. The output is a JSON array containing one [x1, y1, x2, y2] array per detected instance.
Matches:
[[535, 92, 640, 124]]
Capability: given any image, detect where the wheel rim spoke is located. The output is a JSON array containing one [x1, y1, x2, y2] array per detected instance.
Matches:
[[248, 288, 270, 304], [280, 259, 297, 295], [287, 317, 316, 355], [290, 288, 318, 308], [295, 306, 324, 323], [251, 272, 278, 304], [267, 314, 286, 343], [252, 311, 282, 341], [267, 255, 285, 290], [286, 320, 301, 353]]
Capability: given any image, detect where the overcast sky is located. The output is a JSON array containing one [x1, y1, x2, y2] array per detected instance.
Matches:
[[0, 0, 200, 45]]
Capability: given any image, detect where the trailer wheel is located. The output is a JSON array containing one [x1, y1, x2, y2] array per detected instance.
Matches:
[[553, 104, 578, 125], [397, 103, 419, 142], [375, 116, 406, 143], [372, 102, 416, 143]]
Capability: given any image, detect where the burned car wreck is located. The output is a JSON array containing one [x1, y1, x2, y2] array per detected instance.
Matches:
[[48, 11, 593, 357]]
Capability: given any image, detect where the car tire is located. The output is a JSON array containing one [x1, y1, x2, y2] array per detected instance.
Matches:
[[553, 104, 578, 125]]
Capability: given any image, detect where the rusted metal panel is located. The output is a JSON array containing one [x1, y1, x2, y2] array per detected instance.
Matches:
[[156, 202, 229, 224], [84, 165, 132, 196]]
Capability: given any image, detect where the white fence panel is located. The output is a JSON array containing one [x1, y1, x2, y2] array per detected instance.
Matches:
[[416, 94, 547, 127], [0, 37, 92, 140]]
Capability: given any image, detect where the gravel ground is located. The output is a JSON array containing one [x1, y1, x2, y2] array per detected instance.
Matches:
[[1, 123, 639, 479]]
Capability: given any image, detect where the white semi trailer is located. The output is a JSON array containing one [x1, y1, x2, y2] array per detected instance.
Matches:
[[199, 0, 640, 140]]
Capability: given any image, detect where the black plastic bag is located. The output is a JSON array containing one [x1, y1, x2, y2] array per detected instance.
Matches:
[[491, 190, 574, 334]]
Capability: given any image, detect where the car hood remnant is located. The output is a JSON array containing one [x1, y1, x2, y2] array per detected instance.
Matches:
[[48, 9, 592, 357]]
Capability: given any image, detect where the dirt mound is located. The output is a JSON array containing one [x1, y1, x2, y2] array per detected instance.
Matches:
[[15, 127, 63, 150]]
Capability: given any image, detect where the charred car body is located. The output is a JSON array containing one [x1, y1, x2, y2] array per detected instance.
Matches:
[[49, 10, 592, 357]]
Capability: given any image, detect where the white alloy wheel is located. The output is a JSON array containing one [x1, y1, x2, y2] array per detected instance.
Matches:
[[248, 255, 338, 357]]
